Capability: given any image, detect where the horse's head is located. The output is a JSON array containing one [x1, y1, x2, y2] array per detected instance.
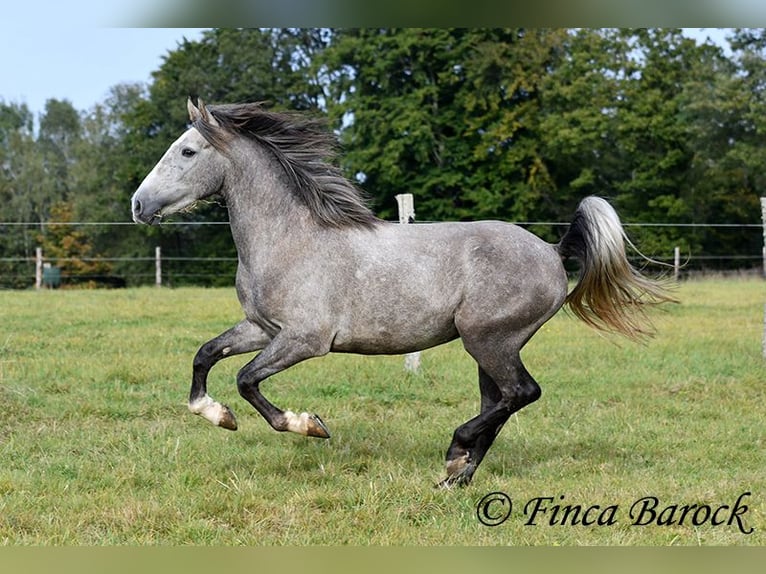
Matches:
[[131, 99, 227, 225]]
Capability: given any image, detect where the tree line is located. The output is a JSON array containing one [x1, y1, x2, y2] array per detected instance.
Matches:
[[1, 28, 764, 288]]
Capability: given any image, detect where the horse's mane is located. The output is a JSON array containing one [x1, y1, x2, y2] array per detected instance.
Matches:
[[193, 102, 379, 229]]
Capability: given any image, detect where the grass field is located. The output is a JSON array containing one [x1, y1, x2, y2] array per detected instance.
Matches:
[[0, 279, 763, 545]]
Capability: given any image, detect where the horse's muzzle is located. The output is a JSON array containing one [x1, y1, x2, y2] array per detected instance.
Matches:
[[131, 195, 161, 225]]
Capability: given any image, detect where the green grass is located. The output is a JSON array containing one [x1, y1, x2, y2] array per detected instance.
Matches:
[[0, 279, 763, 545]]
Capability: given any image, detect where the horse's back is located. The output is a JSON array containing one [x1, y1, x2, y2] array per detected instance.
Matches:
[[394, 219, 565, 288], [329, 220, 567, 354]]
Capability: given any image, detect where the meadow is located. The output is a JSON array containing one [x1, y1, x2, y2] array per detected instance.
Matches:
[[0, 279, 763, 545]]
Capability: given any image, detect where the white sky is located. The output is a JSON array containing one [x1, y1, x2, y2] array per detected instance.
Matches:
[[0, 10, 735, 119]]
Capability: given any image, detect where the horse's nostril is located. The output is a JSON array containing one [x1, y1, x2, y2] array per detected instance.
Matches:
[[134, 198, 142, 214]]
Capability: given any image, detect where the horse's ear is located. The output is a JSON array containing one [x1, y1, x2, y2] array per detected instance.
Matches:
[[187, 98, 202, 122], [188, 97, 219, 126]]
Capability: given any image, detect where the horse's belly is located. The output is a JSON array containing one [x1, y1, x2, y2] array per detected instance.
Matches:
[[330, 312, 459, 355]]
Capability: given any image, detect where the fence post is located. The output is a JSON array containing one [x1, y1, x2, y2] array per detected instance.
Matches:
[[762, 198, 766, 358], [396, 193, 415, 224], [761, 197, 766, 279], [674, 246, 680, 282], [35, 247, 43, 290], [155, 246, 162, 287], [396, 193, 421, 373]]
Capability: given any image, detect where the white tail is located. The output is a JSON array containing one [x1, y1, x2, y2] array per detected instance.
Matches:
[[557, 196, 676, 339]]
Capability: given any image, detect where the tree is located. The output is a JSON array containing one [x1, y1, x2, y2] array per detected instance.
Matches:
[[63, 84, 152, 285], [37, 202, 113, 287], [0, 102, 38, 287], [602, 29, 696, 256], [4, 28, 761, 288], [323, 28, 471, 220], [676, 33, 760, 261], [729, 28, 766, 190], [321, 29, 573, 224], [535, 30, 628, 218], [610, 29, 761, 261], [458, 28, 570, 228], [38, 99, 81, 182]]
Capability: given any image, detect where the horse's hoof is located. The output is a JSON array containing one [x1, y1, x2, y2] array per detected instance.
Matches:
[[284, 410, 331, 438], [190, 394, 237, 430], [445, 451, 471, 477], [306, 413, 331, 439], [437, 452, 474, 488], [218, 404, 238, 431], [435, 473, 473, 489]]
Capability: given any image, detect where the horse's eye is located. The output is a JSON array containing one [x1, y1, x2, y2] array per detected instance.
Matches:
[[181, 148, 196, 158]]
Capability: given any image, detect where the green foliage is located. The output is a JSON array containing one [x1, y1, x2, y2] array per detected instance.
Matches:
[[321, 29, 571, 224], [36, 202, 113, 287], [0, 101, 57, 287], [0, 28, 764, 286]]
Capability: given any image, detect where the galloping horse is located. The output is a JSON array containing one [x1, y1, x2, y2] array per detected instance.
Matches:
[[131, 99, 672, 486]]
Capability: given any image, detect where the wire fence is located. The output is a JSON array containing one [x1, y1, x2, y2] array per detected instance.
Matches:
[[0, 219, 763, 289]]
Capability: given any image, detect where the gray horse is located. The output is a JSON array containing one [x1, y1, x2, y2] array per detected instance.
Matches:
[[131, 99, 673, 486]]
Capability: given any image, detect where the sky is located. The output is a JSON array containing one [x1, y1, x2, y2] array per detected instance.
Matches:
[[1, 27, 207, 116], [0, 21, 735, 119]]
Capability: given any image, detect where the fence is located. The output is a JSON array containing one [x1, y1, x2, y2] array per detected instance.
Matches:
[[3, 199, 766, 366], [29, 245, 187, 289], [1, 214, 764, 290]]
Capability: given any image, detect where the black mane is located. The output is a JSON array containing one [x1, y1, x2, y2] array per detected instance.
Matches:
[[193, 103, 379, 229]]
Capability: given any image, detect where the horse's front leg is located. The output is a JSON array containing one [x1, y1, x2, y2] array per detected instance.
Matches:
[[235, 329, 331, 439], [189, 319, 271, 430]]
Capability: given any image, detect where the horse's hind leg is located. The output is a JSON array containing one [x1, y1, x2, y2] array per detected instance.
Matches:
[[440, 347, 541, 487], [189, 319, 271, 429]]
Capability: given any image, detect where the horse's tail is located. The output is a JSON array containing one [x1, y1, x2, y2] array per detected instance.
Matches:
[[556, 196, 676, 339]]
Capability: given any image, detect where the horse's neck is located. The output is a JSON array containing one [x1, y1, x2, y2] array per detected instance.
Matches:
[[223, 164, 317, 265]]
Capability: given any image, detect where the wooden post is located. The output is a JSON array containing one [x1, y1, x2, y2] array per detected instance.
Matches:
[[155, 246, 162, 287], [396, 193, 415, 224], [762, 198, 766, 358], [396, 194, 421, 373], [35, 247, 43, 290], [674, 246, 680, 282], [762, 198, 766, 279]]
